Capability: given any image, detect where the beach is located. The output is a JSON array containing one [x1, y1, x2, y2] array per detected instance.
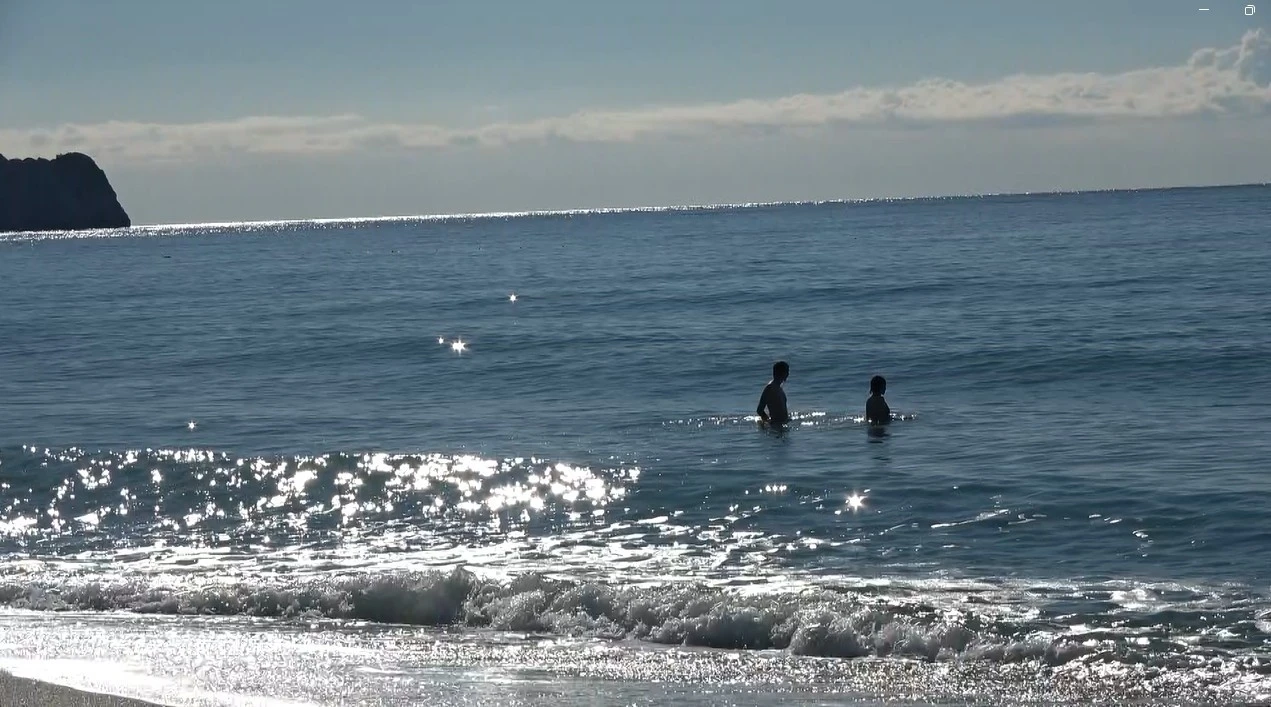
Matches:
[[1, 188, 1269, 704], [0, 673, 162, 707]]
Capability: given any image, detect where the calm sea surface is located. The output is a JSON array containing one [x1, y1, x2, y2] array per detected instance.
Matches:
[[0, 187, 1268, 705]]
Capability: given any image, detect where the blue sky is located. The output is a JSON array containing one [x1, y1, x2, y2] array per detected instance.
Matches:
[[1, 1, 1267, 223]]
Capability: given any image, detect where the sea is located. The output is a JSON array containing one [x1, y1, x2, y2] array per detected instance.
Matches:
[[0, 186, 1268, 706]]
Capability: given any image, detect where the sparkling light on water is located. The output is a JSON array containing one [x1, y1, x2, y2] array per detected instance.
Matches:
[[0, 447, 633, 552]]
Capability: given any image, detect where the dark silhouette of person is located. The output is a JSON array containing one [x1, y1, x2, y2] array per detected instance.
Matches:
[[756, 361, 791, 426], [865, 375, 891, 425]]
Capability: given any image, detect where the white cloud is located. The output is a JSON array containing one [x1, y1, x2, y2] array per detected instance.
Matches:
[[2, 30, 1267, 163]]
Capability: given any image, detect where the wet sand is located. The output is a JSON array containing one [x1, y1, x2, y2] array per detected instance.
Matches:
[[0, 672, 165, 707]]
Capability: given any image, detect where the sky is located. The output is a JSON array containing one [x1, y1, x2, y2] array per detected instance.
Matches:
[[1, 0, 1268, 224]]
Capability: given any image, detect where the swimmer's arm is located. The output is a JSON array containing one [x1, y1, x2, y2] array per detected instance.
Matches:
[[756, 389, 770, 422]]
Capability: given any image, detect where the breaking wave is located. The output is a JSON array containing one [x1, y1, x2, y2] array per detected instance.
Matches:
[[1, 568, 1268, 676]]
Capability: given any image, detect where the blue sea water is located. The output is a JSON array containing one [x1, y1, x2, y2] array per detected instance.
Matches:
[[0, 186, 1269, 705]]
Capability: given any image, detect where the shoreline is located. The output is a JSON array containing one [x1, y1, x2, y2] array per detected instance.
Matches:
[[0, 672, 165, 707]]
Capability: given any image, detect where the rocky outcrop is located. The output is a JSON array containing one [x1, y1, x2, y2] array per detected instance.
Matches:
[[0, 152, 130, 233]]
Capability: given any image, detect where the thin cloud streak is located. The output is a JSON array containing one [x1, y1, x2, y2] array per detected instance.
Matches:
[[2, 30, 1267, 163]]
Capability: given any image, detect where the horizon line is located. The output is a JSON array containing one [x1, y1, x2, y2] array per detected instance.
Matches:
[[129, 181, 1268, 230], [3, 181, 1266, 239]]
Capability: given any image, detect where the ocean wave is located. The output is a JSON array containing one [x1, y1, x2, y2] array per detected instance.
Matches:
[[0, 568, 1266, 674]]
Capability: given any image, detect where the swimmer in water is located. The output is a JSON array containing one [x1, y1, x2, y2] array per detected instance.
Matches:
[[756, 361, 791, 426], [865, 374, 891, 425]]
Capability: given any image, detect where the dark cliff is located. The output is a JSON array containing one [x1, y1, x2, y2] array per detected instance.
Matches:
[[0, 152, 130, 233]]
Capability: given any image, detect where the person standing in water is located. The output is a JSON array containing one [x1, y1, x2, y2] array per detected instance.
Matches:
[[756, 361, 791, 426], [865, 375, 891, 425]]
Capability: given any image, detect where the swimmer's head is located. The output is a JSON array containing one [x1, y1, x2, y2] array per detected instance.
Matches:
[[870, 375, 886, 395], [773, 361, 789, 382]]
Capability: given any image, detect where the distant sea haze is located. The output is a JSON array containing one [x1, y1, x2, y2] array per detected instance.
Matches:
[[1, 184, 1268, 705], [30, 182, 1266, 232]]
